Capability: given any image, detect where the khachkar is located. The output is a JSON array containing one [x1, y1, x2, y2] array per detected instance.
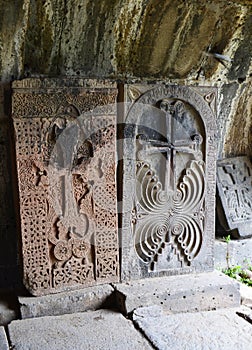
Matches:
[[217, 156, 252, 238], [12, 78, 119, 296], [120, 84, 217, 280]]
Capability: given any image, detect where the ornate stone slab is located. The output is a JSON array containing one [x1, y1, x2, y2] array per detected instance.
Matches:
[[120, 84, 217, 281], [217, 156, 252, 238], [12, 78, 119, 295]]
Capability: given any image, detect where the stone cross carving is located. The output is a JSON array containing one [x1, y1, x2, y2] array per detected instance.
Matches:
[[12, 78, 119, 296], [121, 84, 217, 281], [217, 156, 252, 238], [138, 100, 203, 194]]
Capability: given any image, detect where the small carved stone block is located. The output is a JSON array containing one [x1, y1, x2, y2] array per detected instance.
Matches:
[[120, 84, 217, 281], [12, 78, 119, 295], [217, 156, 252, 238]]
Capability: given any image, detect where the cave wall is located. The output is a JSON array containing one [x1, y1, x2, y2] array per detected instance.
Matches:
[[0, 0, 251, 288]]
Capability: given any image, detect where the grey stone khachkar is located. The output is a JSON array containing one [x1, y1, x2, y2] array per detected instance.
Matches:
[[12, 78, 119, 296], [120, 84, 217, 281], [217, 156, 252, 238]]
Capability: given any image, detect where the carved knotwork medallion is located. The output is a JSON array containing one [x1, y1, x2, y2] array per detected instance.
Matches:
[[12, 78, 119, 295]]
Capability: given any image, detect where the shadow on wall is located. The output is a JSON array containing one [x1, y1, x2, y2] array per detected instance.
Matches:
[[0, 84, 21, 289]]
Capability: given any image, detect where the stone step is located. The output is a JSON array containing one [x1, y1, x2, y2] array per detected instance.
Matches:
[[133, 305, 252, 350], [8, 309, 153, 350], [18, 284, 114, 319], [113, 270, 240, 314]]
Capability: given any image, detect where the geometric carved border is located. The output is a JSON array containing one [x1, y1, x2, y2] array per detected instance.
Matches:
[[12, 78, 119, 295]]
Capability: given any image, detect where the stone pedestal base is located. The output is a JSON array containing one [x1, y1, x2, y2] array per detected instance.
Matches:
[[19, 284, 114, 319], [113, 270, 240, 315]]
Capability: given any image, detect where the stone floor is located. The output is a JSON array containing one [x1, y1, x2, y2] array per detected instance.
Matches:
[[0, 271, 252, 350], [2, 233, 252, 350], [1, 303, 252, 350]]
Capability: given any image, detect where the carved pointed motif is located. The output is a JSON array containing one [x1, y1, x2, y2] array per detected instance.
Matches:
[[121, 84, 217, 280]]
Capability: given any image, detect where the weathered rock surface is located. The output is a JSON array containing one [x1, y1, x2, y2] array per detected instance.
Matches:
[[0, 0, 251, 82], [19, 284, 114, 319], [0, 326, 9, 350], [8, 309, 153, 350], [133, 306, 252, 350], [0, 1, 252, 289], [114, 270, 240, 314]]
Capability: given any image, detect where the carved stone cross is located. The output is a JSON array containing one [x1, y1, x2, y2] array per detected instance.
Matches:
[[121, 84, 216, 281], [136, 99, 203, 194]]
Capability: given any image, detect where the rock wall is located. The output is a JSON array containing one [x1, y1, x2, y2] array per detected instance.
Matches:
[[0, 0, 251, 287], [1, 0, 251, 156]]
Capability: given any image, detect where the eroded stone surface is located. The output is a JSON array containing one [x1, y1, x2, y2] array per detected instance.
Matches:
[[217, 156, 252, 238], [120, 84, 217, 281], [114, 270, 240, 315], [12, 78, 119, 296], [0, 0, 250, 81], [8, 309, 153, 350], [19, 284, 114, 319], [133, 306, 252, 350]]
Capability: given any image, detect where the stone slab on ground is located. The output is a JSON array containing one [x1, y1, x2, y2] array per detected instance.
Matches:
[[240, 283, 252, 308], [0, 326, 9, 350], [215, 237, 252, 269], [114, 270, 240, 314], [133, 305, 252, 350], [8, 309, 153, 350], [19, 284, 114, 319]]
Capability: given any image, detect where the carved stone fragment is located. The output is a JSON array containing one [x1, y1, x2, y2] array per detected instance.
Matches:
[[12, 78, 119, 295], [217, 156, 252, 238], [120, 84, 217, 281]]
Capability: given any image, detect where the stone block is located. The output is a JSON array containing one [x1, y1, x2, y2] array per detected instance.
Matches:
[[12, 78, 119, 296], [214, 237, 252, 269], [217, 156, 252, 238], [0, 326, 9, 350], [120, 84, 217, 281], [113, 270, 240, 315], [8, 309, 153, 350], [19, 284, 114, 319], [133, 306, 252, 350]]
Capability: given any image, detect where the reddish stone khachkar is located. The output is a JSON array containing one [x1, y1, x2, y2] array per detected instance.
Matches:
[[12, 79, 119, 296]]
